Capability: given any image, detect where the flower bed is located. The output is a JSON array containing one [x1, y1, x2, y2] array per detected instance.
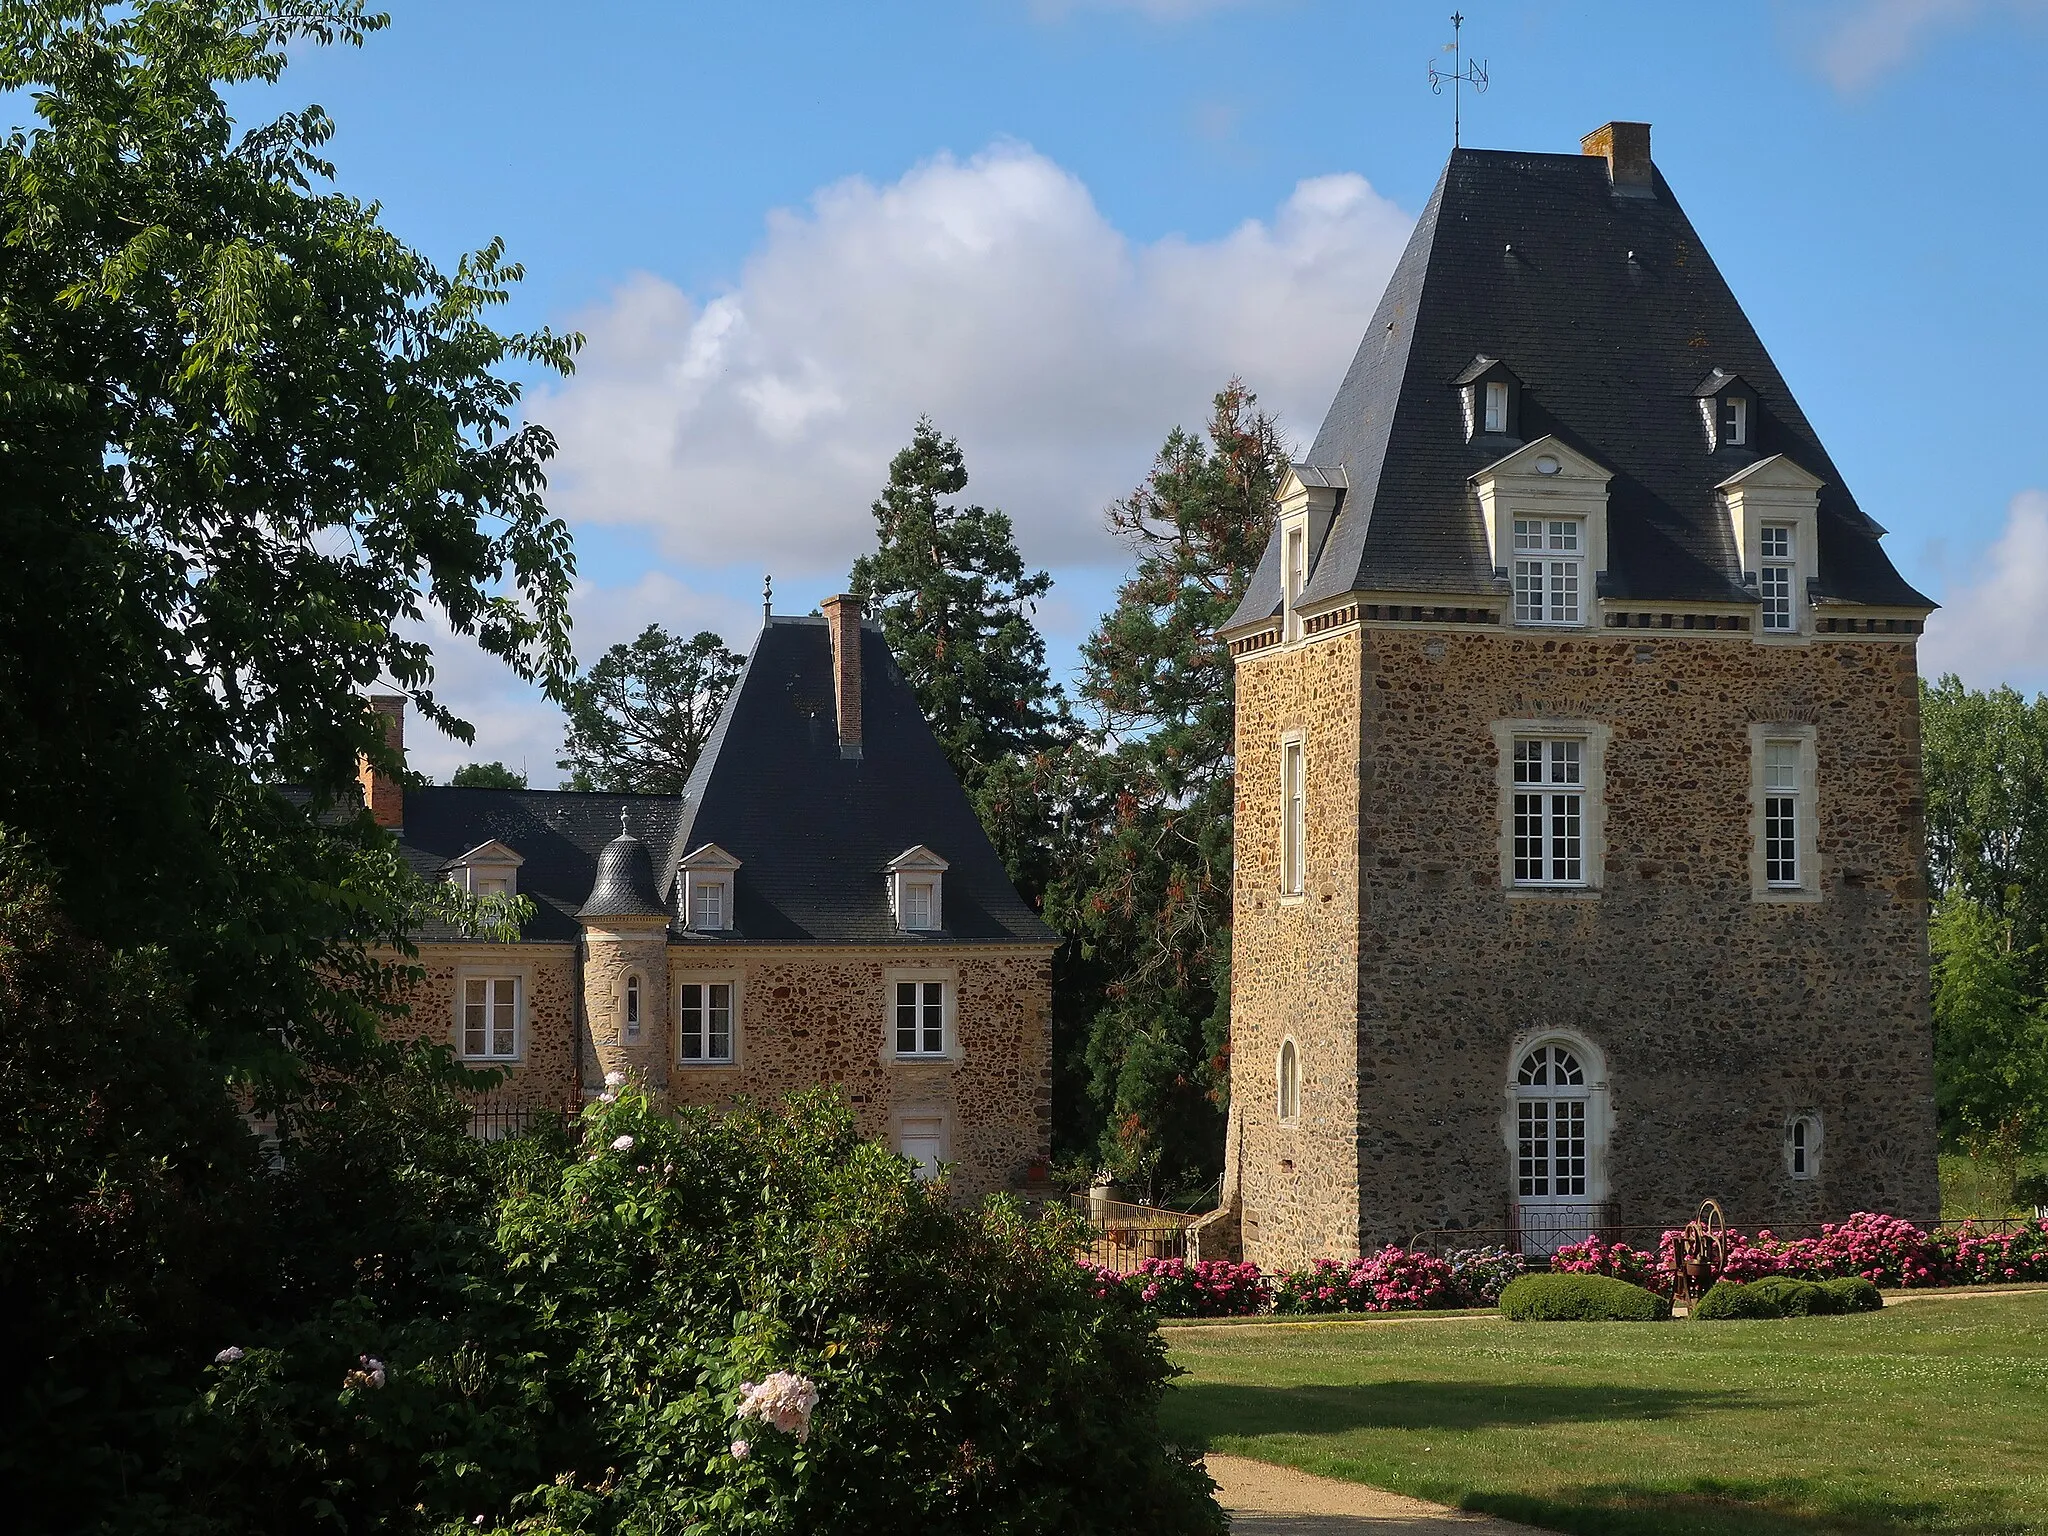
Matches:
[[1080, 1215, 2048, 1320]]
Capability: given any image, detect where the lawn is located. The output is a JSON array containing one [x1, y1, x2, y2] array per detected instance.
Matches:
[[1162, 1291, 2048, 1536]]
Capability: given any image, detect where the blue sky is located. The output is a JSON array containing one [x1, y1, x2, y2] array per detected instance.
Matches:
[[244, 3, 2048, 777]]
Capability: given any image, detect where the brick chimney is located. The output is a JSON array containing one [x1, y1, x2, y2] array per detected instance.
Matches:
[[358, 694, 406, 829], [1581, 121, 1653, 193], [820, 594, 863, 758]]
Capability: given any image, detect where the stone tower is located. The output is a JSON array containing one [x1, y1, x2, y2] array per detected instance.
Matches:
[[1213, 124, 1940, 1270], [577, 812, 673, 1093]]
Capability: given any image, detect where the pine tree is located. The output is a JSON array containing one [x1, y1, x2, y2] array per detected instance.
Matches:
[[1048, 382, 1285, 1196], [558, 626, 742, 794], [850, 420, 1066, 899]]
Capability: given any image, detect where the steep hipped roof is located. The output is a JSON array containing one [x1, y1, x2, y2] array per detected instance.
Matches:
[[670, 617, 1054, 947], [1229, 144, 1930, 629]]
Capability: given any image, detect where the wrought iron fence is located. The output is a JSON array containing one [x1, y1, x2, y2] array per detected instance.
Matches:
[[466, 1098, 565, 1142], [1405, 1212, 2039, 1263], [1068, 1194, 1204, 1273]]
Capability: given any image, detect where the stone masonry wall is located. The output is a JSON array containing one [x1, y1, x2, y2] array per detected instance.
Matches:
[[584, 921, 674, 1093], [663, 947, 1054, 1201], [1231, 630, 1365, 1264], [1233, 623, 1939, 1269], [383, 943, 582, 1110]]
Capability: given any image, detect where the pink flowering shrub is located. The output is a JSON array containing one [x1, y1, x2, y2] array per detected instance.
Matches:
[[1083, 1258, 1268, 1316], [1551, 1236, 1659, 1290], [1271, 1246, 1462, 1314], [1943, 1219, 2048, 1286], [1656, 1211, 1950, 1290]]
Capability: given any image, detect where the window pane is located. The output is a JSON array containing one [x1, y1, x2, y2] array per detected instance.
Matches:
[[1513, 739, 1543, 785], [1513, 561, 1544, 623], [1551, 740, 1581, 785], [1553, 792, 1583, 883], [1761, 525, 1791, 560], [902, 882, 932, 929], [1760, 564, 1792, 630], [1548, 521, 1579, 553], [1514, 791, 1544, 881], [1556, 1100, 1587, 1195], [463, 978, 485, 1056], [1766, 795, 1798, 884], [922, 981, 944, 1054], [1484, 381, 1508, 433], [680, 983, 702, 1060], [1764, 741, 1798, 791], [708, 982, 731, 1061], [895, 981, 918, 1054], [1547, 559, 1580, 623], [693, 881, 724, 929], [1518, 1100, 1549, 1195], [490, 978, 515, 1058]]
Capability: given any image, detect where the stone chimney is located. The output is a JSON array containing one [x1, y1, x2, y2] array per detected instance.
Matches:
[[1581, 121, 1653, 193], [820, 593, 863, 758], [357, 694, 406, 829]]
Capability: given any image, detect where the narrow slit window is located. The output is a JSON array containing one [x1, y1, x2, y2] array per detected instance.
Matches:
[[1277, 1040, 1300, 1123], [1764, 740, 1801, 887], [1760, 524, 1795, 632], [624, 975, 641, 1041], [1512, 739, 1585, 886], [1280, 738, 1306, 896]]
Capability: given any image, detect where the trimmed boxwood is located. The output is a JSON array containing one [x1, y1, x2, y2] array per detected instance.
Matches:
[[1822, 1275, 1884, 1311], [1499, 1272, 1671, 1322], [1693, 1279, 1780, 1319]]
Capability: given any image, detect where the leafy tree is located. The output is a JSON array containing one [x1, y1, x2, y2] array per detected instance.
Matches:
[[1931, 894, 2048, 1189], [451, 760, 529, 789], [1922, 676, 2048, 957], [558, 625, 743, 793], [1048, 382, 1284, 1194], [850, 419, 1066, 840], [0, 0, 577, 1088]]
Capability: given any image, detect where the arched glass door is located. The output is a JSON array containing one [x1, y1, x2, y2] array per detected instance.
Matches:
[[1514, 1043, 1597, 1254]]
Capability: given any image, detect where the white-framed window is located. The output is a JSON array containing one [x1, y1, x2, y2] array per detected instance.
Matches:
[[677, 978, 736, 1065], [896, 1112, 947, 1180], [886, 846, 949, 932], [900, 880, 935, 930], [460, 975, 519, 1060], [623, 973, 642, 1041], [1286, 524, 1306, 607], [1280, 736, 1305, 897], [690, 879, 726, 931], [1513, 738, 1585, 885], [892, 978, 948, 1058], [1515, 1044, 1589, 1199], [1484, 379, 1509, 433], [1276, 1038, 1300, 1124], [474, 873, 511, 898], [1787, 1112, 1823, 1180], [1764, 740, 1801, 887], [1760, 523, 1795, 632], [1724, 395, 1749, 447], [1512, 518, 1583, 626]]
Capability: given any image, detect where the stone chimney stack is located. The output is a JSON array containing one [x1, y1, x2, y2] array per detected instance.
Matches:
[[820, 594, 863, 758], [358, 694, 406, 829], [1581, 121, 1653, 193]]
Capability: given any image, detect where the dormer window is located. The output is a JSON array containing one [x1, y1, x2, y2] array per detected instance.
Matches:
[[1695, 369, 1756, 452], [886, 846, 950, 932], [1759, 524, 1796, 631], [677, 843, 741, 933], [445, 840, 524, 900], [1454, 356, 1522, 440]]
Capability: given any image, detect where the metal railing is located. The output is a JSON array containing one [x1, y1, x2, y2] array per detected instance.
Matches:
[[1405, 1211, 2040, 1262], [1069, 1194, 1204, 1273], [466, 1098, 565, 1142]]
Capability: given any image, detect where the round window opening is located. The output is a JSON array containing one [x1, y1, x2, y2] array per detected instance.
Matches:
[[1534, 454, 1561, 476]]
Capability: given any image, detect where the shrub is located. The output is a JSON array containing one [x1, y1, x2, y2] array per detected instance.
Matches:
[[1821, 1275, 1884, 1311], [1499, 1273, 1670, 1322], [1746, 1276, 1833, 1315], [1691, 1280, 1782, 1319], [1443, 1245, 1527, 1306], [1101, 1258, 1269, 1317], [1271, 1246, 1463, 1314], [1552, 1235, 1662, 1290], [1943, 1219, 2048, 1285]]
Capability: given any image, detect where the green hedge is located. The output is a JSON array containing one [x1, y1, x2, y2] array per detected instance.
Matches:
[[1693, 1275, 1886, 1319], [1499, 1273, 1671, 1322]]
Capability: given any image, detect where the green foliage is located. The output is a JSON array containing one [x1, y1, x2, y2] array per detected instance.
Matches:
[[558, 625, 743, 793], [1822, 1276, 1885, 1312], [1498, 1273, 1672, 1322], [849, 420, 1067, 907], [1046, 382, 1283, 1194], [1921, 677, 2048, 953], [1746, 1276, 1833, 1316], [1930, 894, 2048, 1175], [0, 0, 577, 1090], [451, 761, 529, 789]]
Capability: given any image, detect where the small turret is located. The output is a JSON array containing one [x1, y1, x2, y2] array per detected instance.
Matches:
[[578, 807, 671, 1094]]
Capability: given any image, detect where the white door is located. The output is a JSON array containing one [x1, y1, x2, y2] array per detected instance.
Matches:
[[1514, 1044, 1596, 1254], [898, 1117, 944, 1181]]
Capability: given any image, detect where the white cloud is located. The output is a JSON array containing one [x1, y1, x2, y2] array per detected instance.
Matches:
[[528, 141, 1412, 585], [1920, 490, 2048, 693], [1796, 0, 2045, 91]]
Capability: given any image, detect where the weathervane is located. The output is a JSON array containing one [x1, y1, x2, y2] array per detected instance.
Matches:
[[1428, 12, 1488, 148]]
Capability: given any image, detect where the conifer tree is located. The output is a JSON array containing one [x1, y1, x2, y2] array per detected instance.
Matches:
[[1049, 382, 1285, 1195], [850, 420, 1066, 900]]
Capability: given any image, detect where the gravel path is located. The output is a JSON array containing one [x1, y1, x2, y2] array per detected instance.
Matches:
[[1206, 1454, 1549, 1536]]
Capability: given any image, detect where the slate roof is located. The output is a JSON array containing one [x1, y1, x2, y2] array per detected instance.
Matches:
[[393, 616, 1054, 949], [667, 617, 1055, 947], [1228, 144, 1931, 630]]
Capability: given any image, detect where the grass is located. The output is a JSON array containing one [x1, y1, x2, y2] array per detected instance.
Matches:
[[1162, 1290, 2048, 1536]]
